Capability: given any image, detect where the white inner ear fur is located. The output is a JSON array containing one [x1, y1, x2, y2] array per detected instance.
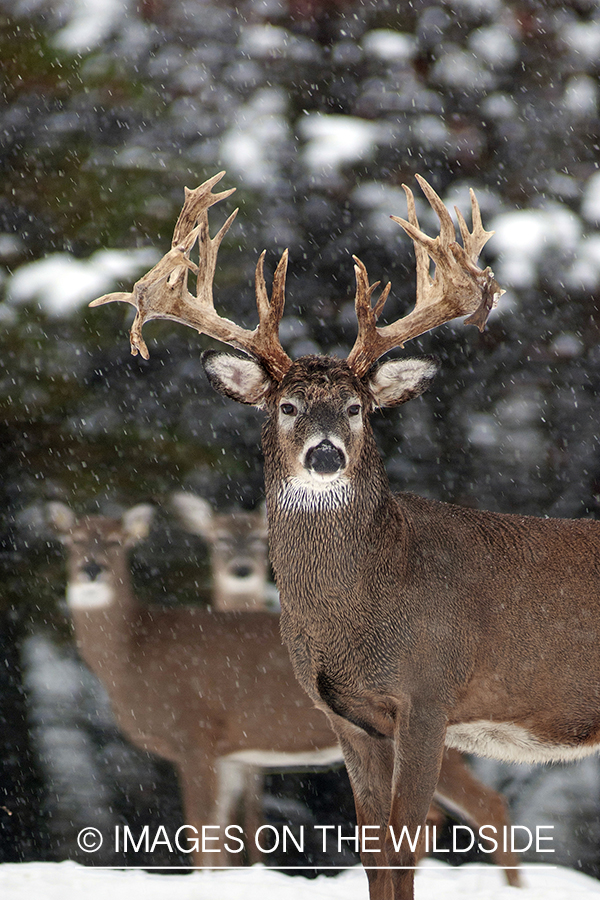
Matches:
[[369, 358, 437, 407], [122, 504, 155, 546], [47, 501, 76, 536], [171, 492, 214, 537], [209, 355, 271, 406]]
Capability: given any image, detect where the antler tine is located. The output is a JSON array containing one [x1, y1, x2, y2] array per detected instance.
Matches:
[[347, 176, 504, 378], [89, 172, 293, 379], [347, 257, 392, 377], [414, 173, 456, 247], [402, 183, 430, 312], [454, 188, 495, 263], [193, 206, 239, 304], [172, 173, 235, 246], [161, 172, 238, 299], [253, 249, 292, 381]]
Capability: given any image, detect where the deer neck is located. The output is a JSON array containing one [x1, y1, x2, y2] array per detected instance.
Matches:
[[263, 423, 392, 613], [67, 552, 141, 677]]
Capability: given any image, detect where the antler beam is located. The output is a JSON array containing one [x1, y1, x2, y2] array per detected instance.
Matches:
[[90, 171, 292, 381], [346, 175, 503, 378]]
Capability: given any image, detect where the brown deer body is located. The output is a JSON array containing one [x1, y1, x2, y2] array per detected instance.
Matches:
[[261, 393, 600, 766], [88, 172, 537, 896], [48, 499, 520, 880]]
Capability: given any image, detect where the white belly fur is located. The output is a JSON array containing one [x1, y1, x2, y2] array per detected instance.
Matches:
[[446, 720, 600, 764]]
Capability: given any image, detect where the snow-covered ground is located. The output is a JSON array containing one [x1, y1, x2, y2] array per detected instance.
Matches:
[[1, 861, 599, 900]]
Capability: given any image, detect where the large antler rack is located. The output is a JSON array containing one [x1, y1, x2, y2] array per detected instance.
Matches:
[[90, 171, 292, 381], [346, 174, 504, 378], [91, 171, 502, 383]]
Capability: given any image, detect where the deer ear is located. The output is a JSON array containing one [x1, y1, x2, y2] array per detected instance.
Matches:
[[122, 504, 155, 546], [202, 350, 272, 407], [47, 502, 76, 538], [170, 492, 214, 538], [368, 358, 438, 408]]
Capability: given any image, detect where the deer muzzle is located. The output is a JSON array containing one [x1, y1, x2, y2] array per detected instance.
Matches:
[[305, 439, 346, 476], [82, 561, 104, 582]]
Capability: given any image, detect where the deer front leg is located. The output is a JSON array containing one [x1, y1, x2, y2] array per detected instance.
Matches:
[[336, 726, 396, 900], [384, 704, 447, 900]]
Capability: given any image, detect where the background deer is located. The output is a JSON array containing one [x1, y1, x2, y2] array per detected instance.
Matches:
[[88, 172, 547, 899], [47, 501, 341, 866], [170, 492, 278, 611]]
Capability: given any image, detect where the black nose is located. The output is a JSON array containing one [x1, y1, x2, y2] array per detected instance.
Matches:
[[82, 562, 103, 582], [231, 564, 253, 579], [305, 440, 345, 475]]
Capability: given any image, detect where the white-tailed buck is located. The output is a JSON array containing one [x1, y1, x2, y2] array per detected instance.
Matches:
[[86, 172, 562, 899], [170, 492, 278, 611]]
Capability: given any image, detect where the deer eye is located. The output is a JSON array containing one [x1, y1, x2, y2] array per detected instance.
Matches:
[[280, 402, 297, 416], [347, 404, 361, 417]]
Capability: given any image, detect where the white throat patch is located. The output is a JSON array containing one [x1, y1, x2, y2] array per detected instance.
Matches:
[[218, 573, 264, 596], [67, 581, 115, 610], [277, 476, 353, 513]]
